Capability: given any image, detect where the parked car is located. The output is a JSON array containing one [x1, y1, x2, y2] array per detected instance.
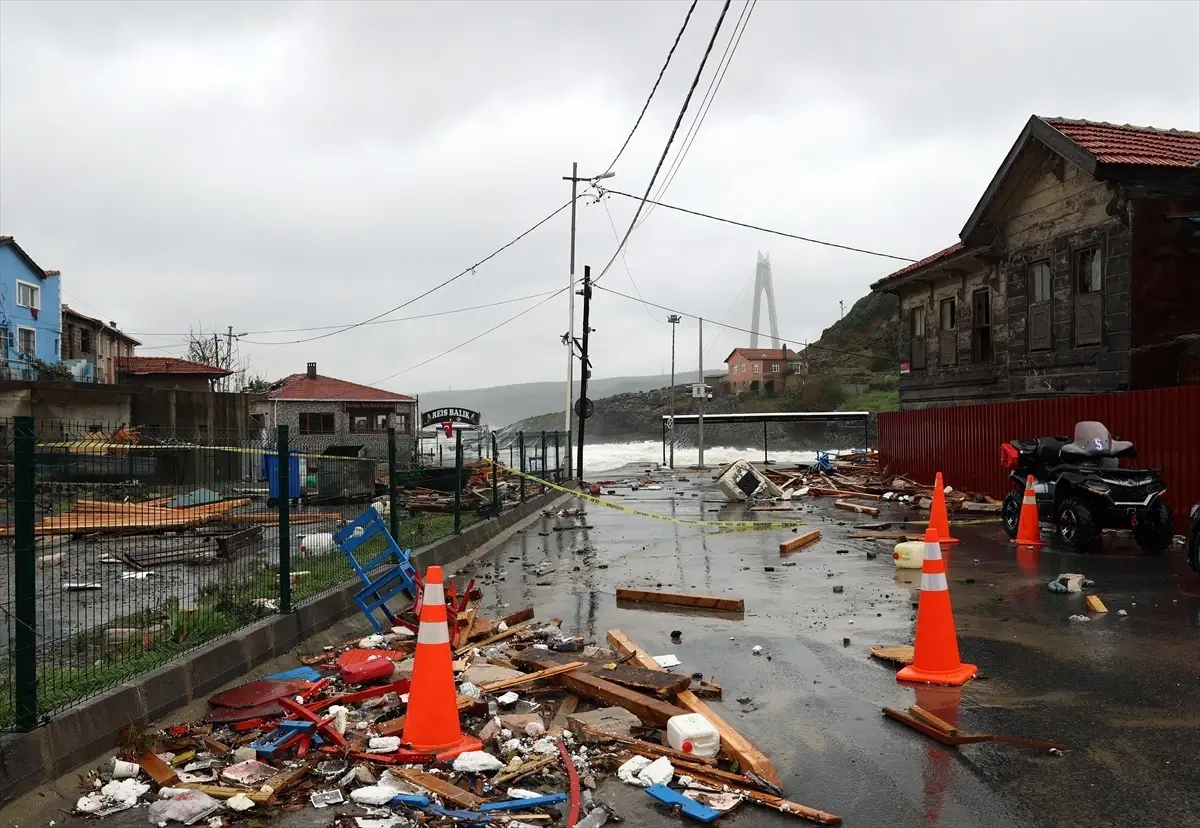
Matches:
[[1189, 502, 1199, 572], [1000, 421, 1174, 553]]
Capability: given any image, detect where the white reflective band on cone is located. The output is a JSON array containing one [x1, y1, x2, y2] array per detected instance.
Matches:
[[424, 581, 445, 605], [921, 572, 949, 591], [1023, 495, 1036, 505], [923, 541, 943, 561], [417, 618, 451, 645]]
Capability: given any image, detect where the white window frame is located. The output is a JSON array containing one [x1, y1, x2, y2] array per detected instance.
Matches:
[[15, 280, 41, 310], [17, 326, 37, 355], [770, 363, 780, 373], [752, 363, 760, 374]]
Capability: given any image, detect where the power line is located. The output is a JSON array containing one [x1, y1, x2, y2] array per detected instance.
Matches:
[[638, 0, 755, 230], [264, 200, 574, 347], [604, 0, 699, 174], [594, 0, 733, 286], [602, 188, 918, 263], [593, 282, 878, 360], [601, 198, 660, 323]]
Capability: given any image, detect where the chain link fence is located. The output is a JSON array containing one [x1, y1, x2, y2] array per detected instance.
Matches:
[[0, 419, 566, 731]]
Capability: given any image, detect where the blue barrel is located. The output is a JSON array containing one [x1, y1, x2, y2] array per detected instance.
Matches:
[[262, 452, 304, 499]]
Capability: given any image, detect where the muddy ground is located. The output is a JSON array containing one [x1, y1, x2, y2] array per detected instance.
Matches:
[[7, 464, 1200, 828]]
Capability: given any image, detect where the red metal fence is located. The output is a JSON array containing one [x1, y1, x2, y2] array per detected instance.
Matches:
[[877, 385, 1200, 521]]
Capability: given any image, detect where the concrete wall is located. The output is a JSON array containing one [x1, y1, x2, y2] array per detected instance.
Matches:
[[0, 246, 62, 370], [0, 487, 562, 805]]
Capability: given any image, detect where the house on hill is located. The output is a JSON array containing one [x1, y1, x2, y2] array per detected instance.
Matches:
[[723, 347, 806, 395], [872, 116, 1200, 409], [252, 362, 417, 460]]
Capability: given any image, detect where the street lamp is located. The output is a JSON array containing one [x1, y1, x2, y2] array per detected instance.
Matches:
[[667, 314, 681, 468], [562, 164, 615, 480]]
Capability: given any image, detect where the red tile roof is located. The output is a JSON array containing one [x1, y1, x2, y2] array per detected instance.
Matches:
[[117, 356, 232, 377], [871, 242, 966, 289], [1044, 118, 1200, 168], [269, 373, 413, 402], [725, 347, 803, 363]]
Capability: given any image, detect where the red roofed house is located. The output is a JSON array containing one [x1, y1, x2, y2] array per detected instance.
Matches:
[[871, 116, 1200, 409], [251, 362, 417, 459], [116, 356, 232, 392], [723, 347, 806, 395]]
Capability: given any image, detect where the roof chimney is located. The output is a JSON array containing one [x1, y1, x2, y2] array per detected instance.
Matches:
[[306, 362, 317, 379]]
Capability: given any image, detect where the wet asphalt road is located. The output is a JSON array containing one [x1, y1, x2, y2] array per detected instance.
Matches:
[[9, 464, 1200, 828]]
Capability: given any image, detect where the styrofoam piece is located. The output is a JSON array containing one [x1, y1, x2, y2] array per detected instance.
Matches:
[[617, 756, 652, 786], [637, 756, 675, 787], [451, 751, 503, 773]]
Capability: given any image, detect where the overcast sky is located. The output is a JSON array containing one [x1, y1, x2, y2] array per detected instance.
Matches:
[[2, 0, 1197, 396]]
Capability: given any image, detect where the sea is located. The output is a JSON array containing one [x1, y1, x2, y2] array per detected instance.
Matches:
[[580, 440, 822, 473]]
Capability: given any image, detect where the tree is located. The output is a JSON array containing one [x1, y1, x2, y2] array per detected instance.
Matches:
[[241, 374, 270, 393]]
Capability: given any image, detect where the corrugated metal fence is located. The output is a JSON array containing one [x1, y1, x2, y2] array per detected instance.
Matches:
[[877, 385, 1200, 520]]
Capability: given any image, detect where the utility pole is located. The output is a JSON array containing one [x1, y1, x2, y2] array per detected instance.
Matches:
[[697, 317, 705, 469], [226, 325, 234, 391], [839, 300, 845, 319], [575, 265, 592, 483], [562, 165, 615, 481], [667, 314, 681, 468]]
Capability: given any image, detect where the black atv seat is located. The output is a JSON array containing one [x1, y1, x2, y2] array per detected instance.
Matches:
[[1037, 436, 1071, 467]]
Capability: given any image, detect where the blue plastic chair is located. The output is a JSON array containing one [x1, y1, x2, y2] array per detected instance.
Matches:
[[332, 508, 420, 632]]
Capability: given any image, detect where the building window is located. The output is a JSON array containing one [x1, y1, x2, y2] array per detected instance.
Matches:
[[1074, 247, 1103, 346], [788, 361, 804, 373], [1028, 261, 1052, 351], [80, 328, 93, 354], [349, 408, 391, 433], [972, 288, 993, 363], [939, 298, 957, 367], [299, 412, 335, 434], [770, 363, 780, 373], [1029, 261, 1051, 303], [908, 305, 927, 370], [752, 363, 760, 374], [17, 327, 36, 356], [15, 281, 40, 310], [396, 413, 408, 433]]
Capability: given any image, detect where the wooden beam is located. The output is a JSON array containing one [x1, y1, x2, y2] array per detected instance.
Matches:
[[392, 768, 484, 809], [174, 784, 274, 805], [593, 731, 717, 767], [479, 661, 585, 692], [606, 629, 781, 787], [548, 693, 580, 737], [834, 500, 881, 517], [780, 529, 821, 554], [455, 617, 556, 656], [518, 653, 687, 727], [681, 770, 842, 825], [138, 751, 179, 787], [908, 705, 959, 737], [615, 588, 744, 613], [511, 649, 691, 695]]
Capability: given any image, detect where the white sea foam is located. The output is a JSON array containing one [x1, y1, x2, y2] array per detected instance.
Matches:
[[579, 441, 825, 473]]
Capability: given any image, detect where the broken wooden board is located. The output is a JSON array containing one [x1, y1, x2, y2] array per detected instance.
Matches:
[[606, 629, 781, 788], [174, 784, 275, 805], [479, 661, 585, 692], [392, 768, 484, 809], [516, 652, 687, 727], [780, 529, 822, 554], [615, 588, 743, 613], [834, 500, 881, 517], [590, 730, 717, 767], [138, 751, 179, 787], [869, 645, 914, 666], [1086, 595, 1108, 613], [454, 616, 554, 656], [548, 694, 580, 738], [215, 525, 265, 556], [512, 649, 691, 695], [811, 487, 882, 500], [909, 705, 959, 737]]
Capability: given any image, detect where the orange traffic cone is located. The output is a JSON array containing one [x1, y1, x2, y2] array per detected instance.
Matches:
[[897, 528, 977, 686], [927, 472, 959, 545], [402, 565, 482, 760], [1014, 475, 1044, 547]]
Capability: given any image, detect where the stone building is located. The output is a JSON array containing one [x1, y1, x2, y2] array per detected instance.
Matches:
[[61, 305, 140, 383], [872, 116, 1200, 409]]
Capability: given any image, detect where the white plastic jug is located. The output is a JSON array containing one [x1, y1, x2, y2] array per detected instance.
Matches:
[[666, 713, 720, 759], [893, 541, 924, 570], [299, 533, 335, 556]]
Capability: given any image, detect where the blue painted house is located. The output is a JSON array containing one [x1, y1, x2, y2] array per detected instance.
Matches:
[[0, 236, 63, 377]]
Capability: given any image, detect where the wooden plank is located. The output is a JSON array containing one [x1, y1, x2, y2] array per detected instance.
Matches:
[[138, 751, 179, 787], [615, 588, 744, 613], [606, 629, 781, 787], [455, 617, 555, 656], [548, 694, 580, 737], [517, 653, 687, 727], [260, 761, 309, 797], [511, 650, 691, 695], [811, 487, 882, 500], [834, 500, 881, 517], [1086, 595, 1108, 613], [392, 768, 484, 809], [869, 645, 914, 666], [201, 736, 230, 756], [681, 770, 843, 825], [780, 530, 822, 554], [479, 661, 585, 692], [174, 784, 275, 804], [491, 754, 557, 787], [850, 530, 919, 541], [909, 705, 959, 736], [592, 731, 717, 767]]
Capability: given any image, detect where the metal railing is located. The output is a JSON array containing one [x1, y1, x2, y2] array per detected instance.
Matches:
[[0, 419, 566, 731]]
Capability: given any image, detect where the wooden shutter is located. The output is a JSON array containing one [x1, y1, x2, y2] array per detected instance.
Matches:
[[1075, 293, 1102, 346]]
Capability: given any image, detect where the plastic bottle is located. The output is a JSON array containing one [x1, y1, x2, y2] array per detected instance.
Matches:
[[575, 807, 609, 828]]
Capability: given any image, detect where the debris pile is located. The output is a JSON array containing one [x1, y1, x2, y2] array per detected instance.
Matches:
[[75, 583, 841, 826]]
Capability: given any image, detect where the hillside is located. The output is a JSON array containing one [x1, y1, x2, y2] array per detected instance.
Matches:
[[417, 372, 675, 427], [801, 290, 898, 375]]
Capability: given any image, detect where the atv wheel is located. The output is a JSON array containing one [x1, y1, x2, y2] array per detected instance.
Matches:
[[1002, 491, 1022, 539], [1189, 526, 1200, 573], [1133, 500, 1175, 555], [1057, 497, 1101, 551]]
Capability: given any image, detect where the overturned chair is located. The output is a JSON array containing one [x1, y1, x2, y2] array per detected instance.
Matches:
[[333, 508, 421, 632]]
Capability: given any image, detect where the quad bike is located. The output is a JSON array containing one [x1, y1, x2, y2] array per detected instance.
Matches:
[[1000, 421, 1174, 553]]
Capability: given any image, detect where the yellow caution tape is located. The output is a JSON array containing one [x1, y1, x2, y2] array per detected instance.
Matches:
[[495, 463, 806, 532], [36, 441, 375, 463]]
